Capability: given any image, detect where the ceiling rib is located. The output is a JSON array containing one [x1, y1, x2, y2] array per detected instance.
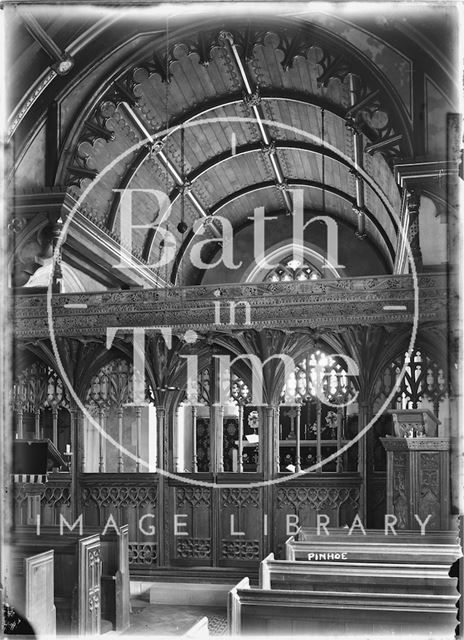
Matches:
[[119, 101, 220, 241], [219, 31, 293, 213]]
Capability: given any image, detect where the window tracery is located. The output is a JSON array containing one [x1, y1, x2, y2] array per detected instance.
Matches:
[[265, 257, 322, 283]]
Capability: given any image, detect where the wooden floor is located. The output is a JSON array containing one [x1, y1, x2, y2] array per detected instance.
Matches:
[[127, 595, 227, 636]]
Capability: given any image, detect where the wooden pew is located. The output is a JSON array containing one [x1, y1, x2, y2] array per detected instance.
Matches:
[[87, 524, 130, 633], [9, 549, 56, 638], [228, 577, 458, 636], [285, 528, 461, 565], [260, 552, 456, 595], [15, 528, 101, 636]]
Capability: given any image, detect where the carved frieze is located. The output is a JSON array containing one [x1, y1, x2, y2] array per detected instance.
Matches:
[[13, 274, 448, 339], [82, 485, 157, 508], [276, 486, 360, 512]]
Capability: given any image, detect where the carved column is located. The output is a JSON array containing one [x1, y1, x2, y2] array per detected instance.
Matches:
[[407, 188, 423, 272], [34, 408, 41, 439]]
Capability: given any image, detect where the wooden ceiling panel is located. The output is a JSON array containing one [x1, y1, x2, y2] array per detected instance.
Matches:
[[215, 187, 284, 221]]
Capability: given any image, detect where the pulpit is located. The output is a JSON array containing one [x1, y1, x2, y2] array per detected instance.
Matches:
[[381, 431, 450, 531], [13, 439, 68, 524]]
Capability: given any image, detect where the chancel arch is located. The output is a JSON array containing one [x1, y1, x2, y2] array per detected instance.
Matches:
[[5, 5, 460, 637]]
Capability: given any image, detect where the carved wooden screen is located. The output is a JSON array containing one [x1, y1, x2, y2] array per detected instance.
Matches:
[[280, 351, 358, 473], [11, 362, 70, 450]]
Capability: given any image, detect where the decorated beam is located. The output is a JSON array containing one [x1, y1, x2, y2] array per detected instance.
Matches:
[[13, 273, 447, 339]]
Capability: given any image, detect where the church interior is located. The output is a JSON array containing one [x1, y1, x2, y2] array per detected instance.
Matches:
[[2, 3, 463, 637]]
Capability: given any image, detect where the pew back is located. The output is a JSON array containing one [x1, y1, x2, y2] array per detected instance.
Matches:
[[15, 528, 101, 636], [285, 528, 461, 565], [10, 549, 56, 638], [260, 552, 456, 594], [228, 579, 457, 636]]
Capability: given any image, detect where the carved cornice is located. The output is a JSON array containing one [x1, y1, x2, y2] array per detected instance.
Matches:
[[13, 273, 447, 339], [380, 437, 450, 451]]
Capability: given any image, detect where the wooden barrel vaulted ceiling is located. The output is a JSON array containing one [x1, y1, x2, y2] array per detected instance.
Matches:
[[7, 6, 458, 289]]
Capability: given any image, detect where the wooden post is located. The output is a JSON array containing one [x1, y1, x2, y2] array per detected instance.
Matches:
[[52, 407, 58, 447], [192, 406, 198, 473], [35, 408, 41, 439], [117, 407, 124, 472], [295, 404, 301, 473], [336, 408, 342, 473], [98, 407, 105, 472], [238, 404, 244, 473], [136, 406, 142, 472], [17, 407, 24, 439], [219, 405, 225, 472]]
